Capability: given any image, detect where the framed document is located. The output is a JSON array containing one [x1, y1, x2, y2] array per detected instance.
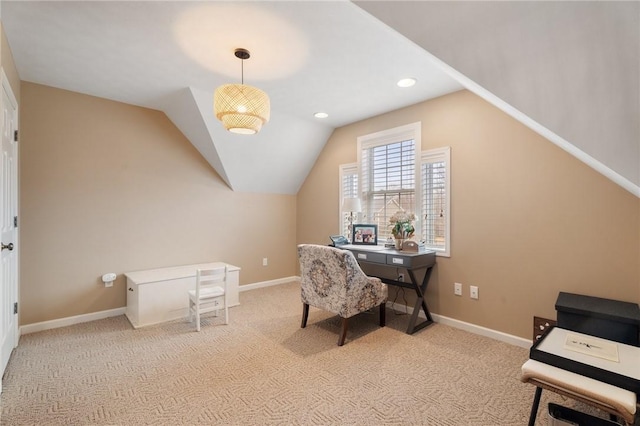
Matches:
[[530, 326, 640, 393]]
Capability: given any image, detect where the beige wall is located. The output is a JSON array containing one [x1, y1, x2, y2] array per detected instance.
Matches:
[[297, 89, 640, 340], [20, 82, 298, 325]]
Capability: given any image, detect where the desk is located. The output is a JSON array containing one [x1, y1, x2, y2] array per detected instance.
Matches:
[[341, 244, 436, 334]]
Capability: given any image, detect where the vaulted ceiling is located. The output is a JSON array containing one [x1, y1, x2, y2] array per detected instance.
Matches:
[[357, 1, 639, 197], [3, 1, 638, 196]]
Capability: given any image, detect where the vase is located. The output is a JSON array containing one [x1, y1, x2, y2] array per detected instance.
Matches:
[[394, 238, 404, 250]]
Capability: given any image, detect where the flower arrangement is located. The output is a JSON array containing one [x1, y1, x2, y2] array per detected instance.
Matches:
[[389, 210, 416, 240]]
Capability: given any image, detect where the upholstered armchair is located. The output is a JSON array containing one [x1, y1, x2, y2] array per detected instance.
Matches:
[[297, 244, 388, 346]]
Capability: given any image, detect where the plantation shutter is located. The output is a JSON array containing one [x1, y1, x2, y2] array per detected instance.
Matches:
[[421, 147, 450, 255]]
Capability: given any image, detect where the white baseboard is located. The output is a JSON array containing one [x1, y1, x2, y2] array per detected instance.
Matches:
[[20, 276, 532, 349], [19, 278, 300, 335], [431, 313, 531, 349], [240, 279, 532, 348], [386, 300, 531, 349], [239, 276, 299, 292], [21, 307, 127, 335]]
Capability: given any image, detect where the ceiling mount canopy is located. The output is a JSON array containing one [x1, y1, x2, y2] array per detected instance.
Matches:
[[214, 48, 271, 135]]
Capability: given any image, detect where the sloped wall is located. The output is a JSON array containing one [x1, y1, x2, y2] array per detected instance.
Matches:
[[357, 1, 639, 192], [20, 83, 297, 325], [297, 89, 639, 340]]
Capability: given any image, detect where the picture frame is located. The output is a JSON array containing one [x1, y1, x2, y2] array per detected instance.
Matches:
[[352, 224, 378, 245]]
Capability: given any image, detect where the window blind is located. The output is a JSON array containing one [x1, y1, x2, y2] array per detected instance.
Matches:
[[361, 139, 416, 240]]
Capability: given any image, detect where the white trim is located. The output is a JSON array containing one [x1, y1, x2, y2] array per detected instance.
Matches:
[[357, 121, 422, 150], [357, 122, 422, 235], [243, 276, 530, 348], [1, 69, 18, 108], [420, 50, 640, 198], [19, 278, 300, 335], [386, 301, 531, 349], [1, 68, 19, 361], [421, 146, 451, 257], [431, 313, 531, 349], [20, 307, 127, 335], [18, 277, 532, 350], [238, 276, 299, 292]]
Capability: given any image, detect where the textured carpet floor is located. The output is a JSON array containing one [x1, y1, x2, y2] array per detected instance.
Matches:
[[0, 282, 617, 425]]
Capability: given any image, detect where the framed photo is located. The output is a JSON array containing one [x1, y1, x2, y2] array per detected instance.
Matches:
[[352, 224, 378, 245]]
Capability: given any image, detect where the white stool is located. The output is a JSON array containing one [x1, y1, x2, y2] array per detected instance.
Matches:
[[521, 359, 637, 425]]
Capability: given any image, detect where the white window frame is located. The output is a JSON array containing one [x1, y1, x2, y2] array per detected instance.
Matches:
[[356, 122, 421, 242], [340, 123, 451, 256], [421, 147, 451, 257]]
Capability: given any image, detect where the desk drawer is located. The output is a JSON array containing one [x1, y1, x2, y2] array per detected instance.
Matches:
[[352, 251, 387, 264], [387, 254, 409, 267], [387, 251, 436, 269]]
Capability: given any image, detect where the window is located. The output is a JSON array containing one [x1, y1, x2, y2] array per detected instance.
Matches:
[[421, 147, 450, 256], [340, 123, 451, 256], [339, 163, 358, 238], [357, 123, 421, 242]]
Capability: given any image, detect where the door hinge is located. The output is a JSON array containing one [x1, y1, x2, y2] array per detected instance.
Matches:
[[13, 130, 18, 142], [13, 216, 17, 228], [13, 302, 17, 315]]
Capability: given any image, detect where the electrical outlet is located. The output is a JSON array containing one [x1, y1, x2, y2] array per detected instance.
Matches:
[[262, 258, 268, 266], [470, 285, 479, 300], [454, 282, 462, 296]]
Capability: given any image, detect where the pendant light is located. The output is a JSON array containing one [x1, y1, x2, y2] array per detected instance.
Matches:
[[214, 48, 270, 135]]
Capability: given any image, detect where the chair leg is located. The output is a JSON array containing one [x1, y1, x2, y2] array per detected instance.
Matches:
[[338, 317, 348, 346], [223, 305, 229, 325], [195, 306, 201, 332], [301, 303, 309, 328], [379, 303, 386, 327]]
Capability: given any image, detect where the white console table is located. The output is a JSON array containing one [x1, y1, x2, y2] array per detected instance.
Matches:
[[125, 262, 240, 329]]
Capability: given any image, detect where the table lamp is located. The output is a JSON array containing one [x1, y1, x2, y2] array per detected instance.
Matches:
[[342, 197, 362, 241]]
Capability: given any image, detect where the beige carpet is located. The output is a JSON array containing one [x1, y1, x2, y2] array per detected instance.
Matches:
[[0, 282, 615, 425]]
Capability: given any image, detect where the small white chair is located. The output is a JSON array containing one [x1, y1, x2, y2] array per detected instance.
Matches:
[[188, 266, 229, 331]]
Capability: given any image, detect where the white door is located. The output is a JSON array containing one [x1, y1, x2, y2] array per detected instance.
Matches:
[[0, 70, 18, 387]]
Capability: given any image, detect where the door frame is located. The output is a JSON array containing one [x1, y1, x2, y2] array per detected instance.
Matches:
[[0, 67, 20, 379]]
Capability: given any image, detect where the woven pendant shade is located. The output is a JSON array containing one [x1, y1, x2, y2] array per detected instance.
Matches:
[[214, 83, 270, 135]]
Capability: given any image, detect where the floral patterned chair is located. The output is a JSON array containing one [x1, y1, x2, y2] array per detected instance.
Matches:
[[297, 244, 388, 346]]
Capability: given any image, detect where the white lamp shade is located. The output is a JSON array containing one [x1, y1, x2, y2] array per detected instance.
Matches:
[[342, 197, 362, 213], [214, 83, 270, 134]]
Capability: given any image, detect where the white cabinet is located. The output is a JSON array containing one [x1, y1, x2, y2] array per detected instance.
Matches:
[[125, 262, 240, 329]]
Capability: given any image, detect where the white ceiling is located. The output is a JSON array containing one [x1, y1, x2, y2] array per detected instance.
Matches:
[[2, 1, 463, 194]]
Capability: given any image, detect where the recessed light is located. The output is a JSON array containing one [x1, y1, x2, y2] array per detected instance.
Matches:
[[397, 78, 417, 88], [314, 112, 329, 119]]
